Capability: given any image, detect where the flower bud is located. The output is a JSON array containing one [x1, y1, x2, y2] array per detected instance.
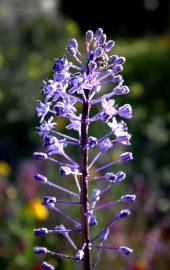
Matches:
[[109, 55, 118, 64], [112, 64, 123, 74], [98, 34, 106, 45], [121, 194, 136, 202], [99, 228, 110, 241], [33, 246, 48, 254], [34, 173, 47, 183], [94, 47, 103, 58], [34, 228, 48, 236], [105, 40, 115, 51], [115, 171, 126, 182], [33, 152, 47, 160], [59, 166, 72, 176], [43, 196, 56, 208], [42, 262, 55, 270], [95, 28, 104, 39], [88, 136, 97, 148], [86, 30, 94, 43], [119, 246, 133, 255], [112, 85, 129, 95], [114, 56, 126, 65], [69, 38, 78, 49], [112, 75, 123, 83], [105, 172, 116, 183], [89, 214, 98, 226], [117, 209, 130, 219], [75, 250, 84, 261], [66, 46, 76, 56], [118, 104, 132, 119], [119, 152, 133, 162]]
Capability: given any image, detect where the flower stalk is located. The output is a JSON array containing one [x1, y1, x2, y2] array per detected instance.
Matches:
[[33, 28, 135, 270], [80, 91, 91, 269]]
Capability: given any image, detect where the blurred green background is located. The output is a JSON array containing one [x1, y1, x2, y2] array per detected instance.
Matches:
[[0, 0, 170, 269]]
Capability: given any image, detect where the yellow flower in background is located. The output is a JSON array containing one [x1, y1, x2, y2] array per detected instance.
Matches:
[[25, 198, 48, 220], [0, 161, 11, 177], [66, 19, 79, 35]]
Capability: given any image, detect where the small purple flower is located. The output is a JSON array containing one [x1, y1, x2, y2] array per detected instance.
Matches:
[[118, 104, 133, 119], [34, 174, 47, 183], [42, 262, 55, 270], [46, 137, 65, 155], [119, 246, 133, 255], [117, 209, 130, 219], [112, 85, 129, 95], [121, 194, 136, 202], [36, 100, 51, 122], [66, 116, 81, 132], [105, 172, 116, 182], [86, 30, 94, 44], [69, 38, 78, 49], [59, 166, 72, 176], [105, 40, 115, 52], [33, 152, 47, 160], [33, 246, 48, 254], [114, 56, 126, 65], [43, 196, 56, 208], [69, 72, 85, 94], [88, 136, 98, 148], [115, 171, 126, 182], [89, 214, 98, 226], [99, 228, 110, 241], [34, 228, 48, 236], [99, 138, 113, 152], [37, 116, 57, 137], [101, 98, 117, 117], [119, 152, 133, 162], [75, 250, 84, 261], [53, 55, 69, 72]]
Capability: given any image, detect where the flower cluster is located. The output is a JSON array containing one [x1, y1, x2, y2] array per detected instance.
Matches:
[[33, 28, 135, 270]]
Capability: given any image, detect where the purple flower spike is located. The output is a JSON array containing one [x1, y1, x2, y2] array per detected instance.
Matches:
[[42, 262, 55, 270], [33, 28, 135, 269]]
